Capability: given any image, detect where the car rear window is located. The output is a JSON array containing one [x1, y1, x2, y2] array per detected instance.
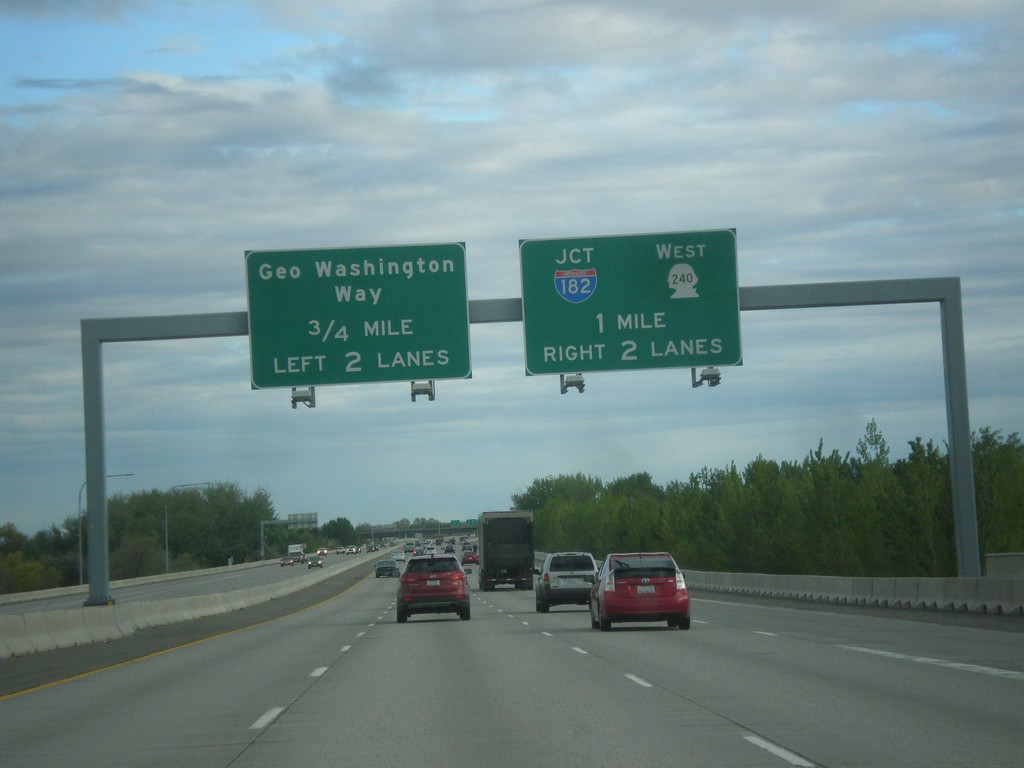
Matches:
[[610, 556, 676, 577], [550, 556, 594, 571], [406, 558, 460, 574]]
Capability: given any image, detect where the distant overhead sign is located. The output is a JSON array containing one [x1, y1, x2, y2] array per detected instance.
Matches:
[[519, 230, 741, 375], [246, 243, 472, 388]]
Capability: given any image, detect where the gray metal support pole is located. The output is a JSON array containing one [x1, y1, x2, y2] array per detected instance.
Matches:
[[937, 282, 981, 576], [81, 321, 110, 605], [738, 278, 980, 577], [80, 313, 249, 605]]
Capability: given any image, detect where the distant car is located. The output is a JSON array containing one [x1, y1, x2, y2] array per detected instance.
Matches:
[[367, 544, 380, 552], [391, 550, 406, 562], [589, 553, 690, 631], [535, 551, 597, 612], [317, 548, 328, 557], [336, 547, 345, 554], [307, 555, 324, 568], [375, 558, 401, 578], [460, 551, 478, 565], [396, 554, 471, 623], [279, 554, 298, 566]]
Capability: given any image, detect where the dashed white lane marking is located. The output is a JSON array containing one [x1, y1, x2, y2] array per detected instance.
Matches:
[[840, 645, 1024, 681], [743, 735, 816, 767], [310, 667, 328, 678], [340, 645, 352, 653], [542, 631, 554, 637], [571, 647, 589, 655], [356, 631, 366, 637], [250, 707, 285, 730], [625, 673, 653, 688], [754, 631, 778, 637]]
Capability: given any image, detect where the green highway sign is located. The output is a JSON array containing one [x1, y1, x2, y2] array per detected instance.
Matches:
[[519, 230, 741, 375], [245, 243, 472, 388]]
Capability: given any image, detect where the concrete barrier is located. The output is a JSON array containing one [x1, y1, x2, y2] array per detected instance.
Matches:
[[0, 556, 360, 658], [681, 571, 1024, 617], [5, 557, 1021, 660]]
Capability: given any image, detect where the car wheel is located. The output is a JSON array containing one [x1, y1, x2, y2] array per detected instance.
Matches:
[[460, 606, 471, 621], [599, 610, 611, 632], [589, 601, 600, 630], [536, 597, 549, 613], [677, 615, 690, 630], [396, 611, 408, 624]]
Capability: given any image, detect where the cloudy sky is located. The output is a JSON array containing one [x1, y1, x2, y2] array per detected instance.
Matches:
[[2, 1, 1021, 537]]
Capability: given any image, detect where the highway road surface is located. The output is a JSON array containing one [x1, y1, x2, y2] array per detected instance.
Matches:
[[1, 572, 1021, 768]]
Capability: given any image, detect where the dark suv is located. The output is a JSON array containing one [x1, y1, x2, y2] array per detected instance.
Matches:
[[535, 551, 597, 612], [396, 554, 472, 622]]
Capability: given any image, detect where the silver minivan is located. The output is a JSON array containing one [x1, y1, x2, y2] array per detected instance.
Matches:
[[535, 551, 597, 612]]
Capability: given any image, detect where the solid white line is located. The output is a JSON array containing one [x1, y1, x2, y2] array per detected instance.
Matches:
[[625, 673, 653, 688], [250, 707, 285, 730], [840, 645, 1024, 681], [743, 735, 816, 767], [310, 667, 328, 678], [571, 647, 589, 655], [340, 645, 352, 653]]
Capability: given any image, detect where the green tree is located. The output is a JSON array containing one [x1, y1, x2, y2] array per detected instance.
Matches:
[[322, 516, 357, 546], [972, 428, 1024, 556], [513, 473, 603, 511]]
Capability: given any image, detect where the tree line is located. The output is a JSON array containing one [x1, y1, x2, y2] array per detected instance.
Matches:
[[0, 482, 358, 593], [515, 424, 1022, 578], [3, 424, 1021, 593]]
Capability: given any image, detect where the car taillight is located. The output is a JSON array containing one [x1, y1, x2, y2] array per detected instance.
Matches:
[[676, 571, 686, 590], [543, 572, 550, 584], [604, 572, 615, 592]]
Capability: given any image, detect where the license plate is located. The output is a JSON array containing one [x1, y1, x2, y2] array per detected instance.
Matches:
[[637, 585, 655, 595], [426, 579, 440, 587]]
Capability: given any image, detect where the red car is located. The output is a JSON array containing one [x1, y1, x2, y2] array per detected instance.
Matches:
[[590, 552, 690, 630], [461, 551, 479, 565], [397, 554, 472, 623]]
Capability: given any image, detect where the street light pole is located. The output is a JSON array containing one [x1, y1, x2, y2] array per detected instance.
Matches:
[[78, 473, 133, 586], [164, 482, 211, 574]]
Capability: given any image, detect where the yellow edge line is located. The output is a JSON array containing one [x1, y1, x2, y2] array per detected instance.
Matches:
[[1, 570, 373, 702]]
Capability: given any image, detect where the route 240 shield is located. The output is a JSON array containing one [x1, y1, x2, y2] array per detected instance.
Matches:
[[554, 268, 597, 304]]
